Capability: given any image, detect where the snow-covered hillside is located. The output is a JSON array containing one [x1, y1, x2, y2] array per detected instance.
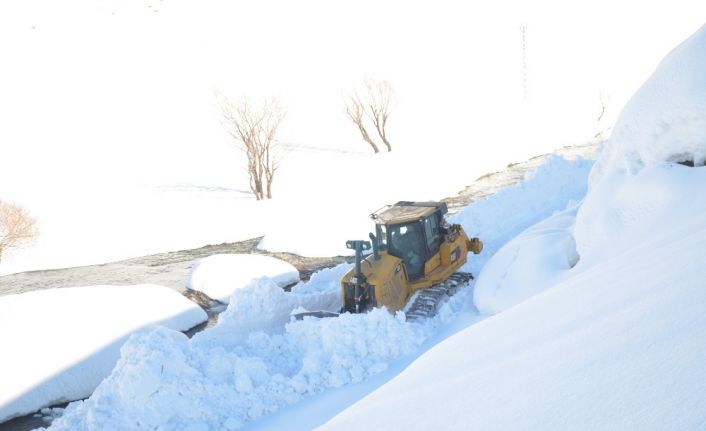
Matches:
[[2, 1, 706, 429], [35, 20, 706, 431], [317, 23, 706, 430]]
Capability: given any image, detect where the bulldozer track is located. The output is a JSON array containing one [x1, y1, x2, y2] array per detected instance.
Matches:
[[404, 272, 473, 321]]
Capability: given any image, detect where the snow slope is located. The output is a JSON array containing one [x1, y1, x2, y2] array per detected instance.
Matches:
[[0, 285, 207, 423], [188, 254, 300, 303], [3, 8, 704, 430], [318, 23, 706, 431], [321, 202, 706, 430], [40, 153, 590, 430], [590, 23, 706, 182], [450, 154, 592, 278]]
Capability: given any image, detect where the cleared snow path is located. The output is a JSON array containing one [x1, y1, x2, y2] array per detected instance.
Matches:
[[42, 154, 594, 431]]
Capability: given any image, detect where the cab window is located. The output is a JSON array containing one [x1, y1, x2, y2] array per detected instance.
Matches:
[[423, 212, 443, 254]]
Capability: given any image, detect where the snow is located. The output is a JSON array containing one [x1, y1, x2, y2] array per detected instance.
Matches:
[[314, 24, 706, 431], [473, 204, 580, 315], [188, 254, 300, 303], [320, 211, 706, 430], [3, 2, 705, 275], [590, 24, 706, 184], [43, 275, 447, 430], [451, 154, 593, 278], [2, 4, 706, 431], [0, 285, 207, 423], [40, 153, 588, 430]]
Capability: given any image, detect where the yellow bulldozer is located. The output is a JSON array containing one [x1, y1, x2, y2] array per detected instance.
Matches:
[[298, 201, 482, 320]]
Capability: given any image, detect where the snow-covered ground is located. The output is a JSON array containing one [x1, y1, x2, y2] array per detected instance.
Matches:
[[0, 285, 207, 423], [2, 1, 705, 276], [2, 1, 706, 429], [34, 152, 591, 430], [30, 21, 706, 431], [188, 254, 300, 303], [317, 23, 706, 430]]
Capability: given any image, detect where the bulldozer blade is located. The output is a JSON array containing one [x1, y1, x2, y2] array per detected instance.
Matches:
[[292, 310, 341, 320]]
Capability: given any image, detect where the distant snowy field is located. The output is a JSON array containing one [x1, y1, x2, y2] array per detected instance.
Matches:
[[2, 1, 705, 277]]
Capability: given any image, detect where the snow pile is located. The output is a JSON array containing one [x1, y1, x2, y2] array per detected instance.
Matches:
[[321, 209, 706, 430], [45, 268, 464, 431], [40, 149, 594, 430], [317, 25, 706, 431], [473, 205, 580, 314], [575, 163, 706, 264], [0, 285, 207, 423], [470, 25, 706, 315], [188, 254, 300, 303], [451, 155, 592, 277], [453, 155, 593, 314], [575, 24, 706, 264], [289, 263, 354, 314], [591, 23, 706, 183]]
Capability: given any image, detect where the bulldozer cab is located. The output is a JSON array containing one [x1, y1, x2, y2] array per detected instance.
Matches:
[[372, 202, 448, 281]]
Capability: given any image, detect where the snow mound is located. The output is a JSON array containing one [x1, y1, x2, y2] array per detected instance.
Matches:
[[451, 154, 592, 277], [320, 206, 706, 430], [188, 254, 300, 303], [576, 163, 706, 265], [46, 268, 460, 431], [0, 285, 207, 423], [319, 28, 706, 431], [473, 205, 580, 315], [591, 24, 706, 185], [576, 24, 706, 263]]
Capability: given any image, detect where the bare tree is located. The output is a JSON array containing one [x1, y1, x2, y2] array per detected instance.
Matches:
[[344, 78, 393, 153], [0, 201, 37, 263], [364, 78, 393, 152], [345, 93, 380, 154], [217, 93, 286, 200]]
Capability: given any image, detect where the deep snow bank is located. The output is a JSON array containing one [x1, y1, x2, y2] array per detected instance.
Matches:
[[576, 23, 706, 264], [0, 285, 207, 423], [320, 24, 706, 431], [451, 155, 592, 277], [45, 269, 477, 430], [320, 195, 706, 430], [472, 24, 706, 313], [450, 155, 592, 313], [575, 163, 706, 264], [188, 254, 300, 302], [42, 154, 596, 430], [590, 23, 706, 184], [473, 205, 580, 315]]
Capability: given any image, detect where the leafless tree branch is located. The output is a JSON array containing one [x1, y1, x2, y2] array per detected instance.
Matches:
[[344, 92, 380, 153], [216, 92, 286, 200], [0, 201, 38, 263], [364, 78, 392, 152]]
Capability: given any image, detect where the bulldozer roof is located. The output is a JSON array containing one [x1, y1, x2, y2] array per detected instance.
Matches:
[[371, 201, 448, 225]]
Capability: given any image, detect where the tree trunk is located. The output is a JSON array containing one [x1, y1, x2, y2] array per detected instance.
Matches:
[[359, 124, 380, 153]]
